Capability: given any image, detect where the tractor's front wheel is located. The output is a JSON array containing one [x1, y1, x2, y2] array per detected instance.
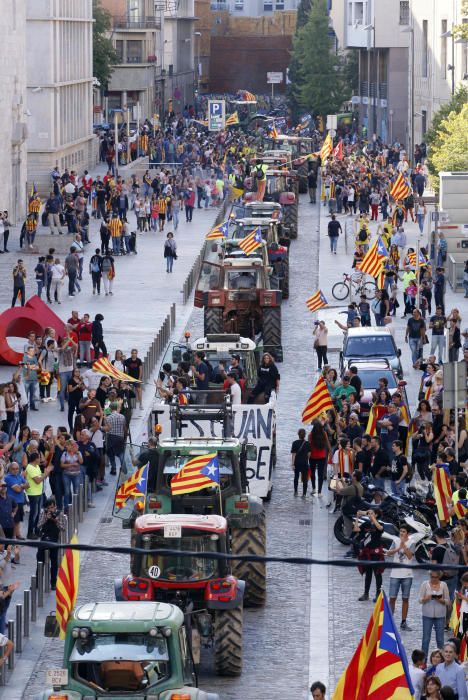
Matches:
[[214, 606, 243, 676], [231, 515, 267, 607], [204, 307, 223, 335]]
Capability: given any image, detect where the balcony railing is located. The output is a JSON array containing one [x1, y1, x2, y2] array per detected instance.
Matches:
[[399, 0, 410, 25], [210, 2, 228, 9], [113, 16, 161, 30], [379, 82, 387, 99]]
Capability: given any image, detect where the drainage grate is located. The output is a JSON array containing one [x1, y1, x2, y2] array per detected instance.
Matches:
[[99, 517, 113, 524], [299, 519, 311, 526]]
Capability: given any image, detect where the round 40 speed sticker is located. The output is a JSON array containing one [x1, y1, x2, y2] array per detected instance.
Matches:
[[148, 565, 161, 579]]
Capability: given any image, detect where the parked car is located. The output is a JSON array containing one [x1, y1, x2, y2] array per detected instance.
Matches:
[[341, 359, 409, 421], [339, 327, 403, 379]]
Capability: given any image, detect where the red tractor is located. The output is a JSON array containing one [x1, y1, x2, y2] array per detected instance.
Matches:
[[116, 514, 245, 677]]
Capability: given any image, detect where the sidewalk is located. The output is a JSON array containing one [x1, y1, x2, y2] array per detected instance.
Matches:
[[0, 185, 221, 697]]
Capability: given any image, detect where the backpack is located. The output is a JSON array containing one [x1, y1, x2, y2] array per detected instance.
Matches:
[[441, 542, 459, 578], [90, 257, 100, 273], [358, 228, 367, 242]]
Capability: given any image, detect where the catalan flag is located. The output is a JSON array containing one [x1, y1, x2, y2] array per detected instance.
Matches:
[[460, 636, 468, 662], [205, 221, 229, 240], [305, 290, 328, 313], [365, 406, 378, 437], [269, 126, 279, 139], [449, 598, 461, 635], [407, 250, 427, 269], [115, 466, 148, 510], [319, 132, 333, 162], [238, 227, 262, 255], [92, 357, 140, 383], [178, 392, 189, 405], [332, 591, 414, 700], [453, 498, 468, 519], [302, 376, 334, 425], [56, 534, 80, 639], [242, 90, 256, 102], [357, 238, 388, 278], [226, 112, 239, 127], [171, 453, 220, 496], [433, 463, 453, 523], [390, 173, 411, 201], [330, 181, 336, 199]]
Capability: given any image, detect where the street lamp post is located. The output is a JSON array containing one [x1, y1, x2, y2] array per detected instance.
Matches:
[[401, 25, 414, 166], [442, 29, 456, 96], [194, 31, 201, 93]]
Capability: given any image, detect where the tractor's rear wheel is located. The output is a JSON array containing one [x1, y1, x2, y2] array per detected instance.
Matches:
[[297, 163, 308, 193], [231, 515, 266, 607], [281, 262, 289, 299], [262, 306, 282, 359], [214, 606, 243, 676], [283, 204, 298, 239], [204, 307, 223, 335]]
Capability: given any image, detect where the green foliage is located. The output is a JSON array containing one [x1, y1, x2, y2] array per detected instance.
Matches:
[[296, 0, 312, 29], [453, 1, 468, 39], [425, 85, 468, 181], [288, 0, 351, 119], [429, 105, 468, 191], [93, 0, 119, 89]]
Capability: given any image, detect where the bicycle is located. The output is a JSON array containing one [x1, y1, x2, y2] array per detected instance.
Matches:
[[331, 272, 377, 301]]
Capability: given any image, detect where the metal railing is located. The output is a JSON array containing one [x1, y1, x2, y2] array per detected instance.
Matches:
[[113, 16, 161, 30], [141, 303, 177, 383], [447, 254, 465, 291]]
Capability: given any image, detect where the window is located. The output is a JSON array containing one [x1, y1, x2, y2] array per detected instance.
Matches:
[[234, 0, 243, 8], [263, 1, 273, 10], [276, 0, 285, 8], [127, 40, 143, 64], [421, 109, 427, 136], [399, 1, 409, 25], [441, 19, 447, 79], [354, 1, 364, 25], [115, 40, 124, 62], [422, 20, 428, 77]]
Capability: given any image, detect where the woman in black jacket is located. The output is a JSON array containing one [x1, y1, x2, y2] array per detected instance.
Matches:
[[248, 353, 280, 403], [92, 314, 107, 359]]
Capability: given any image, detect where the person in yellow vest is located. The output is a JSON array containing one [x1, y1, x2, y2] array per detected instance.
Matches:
[[25, 214, 38, 249], [28, 195, 42, 222], [108, 213, 123, 256], [355, 218, 370, 252], [157, 195, 170, 232]]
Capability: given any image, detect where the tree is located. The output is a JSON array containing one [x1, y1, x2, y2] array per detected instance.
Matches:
[[425, 85, 468, 181], [296, 0, 312, 29], [429, 105, 468, 191], [289, 0, 351, 119], [287, 0, 312, 119], [453, 0, 468, 39], [93, 0, 119, 90]]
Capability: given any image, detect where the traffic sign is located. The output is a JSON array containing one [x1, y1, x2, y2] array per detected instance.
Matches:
[[442, 361, 467, 409], [208, 100, 225, 131], [267, 72, 283, 84]]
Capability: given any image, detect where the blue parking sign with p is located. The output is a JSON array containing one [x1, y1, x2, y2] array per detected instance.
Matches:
[[208, 100, 225, 131]]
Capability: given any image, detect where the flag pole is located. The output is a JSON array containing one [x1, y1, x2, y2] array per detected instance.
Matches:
[[218, 483, 223, 516]]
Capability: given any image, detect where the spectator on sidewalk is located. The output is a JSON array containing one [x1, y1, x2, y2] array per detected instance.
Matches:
[[103, 402, 127, 476], [386, 524, 415, 631], [5, 462, 27, 538], [25, 452, 52, 538], [327, 215, 341, 254], [36, 497, 66, 590]]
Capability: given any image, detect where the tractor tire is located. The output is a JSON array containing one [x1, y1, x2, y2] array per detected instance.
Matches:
[[280, 263, 289, 299], [214, 606, 243, 676], [231, 515, 266, 607], [204, 307, 223, 336], [262, 307, 281, 359], [298, 163, 308, 193], [283, 204, 298, 239]]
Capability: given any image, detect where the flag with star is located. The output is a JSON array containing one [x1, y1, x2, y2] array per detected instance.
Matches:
[[114, 466, 148, 510], [205, 221, 229, 240], [170, 453, 220, 496], [238, 227, 263, 255], [433, 463, 452, 522], [305, 290, 328, 313], [390, 172, 411, 201], [332, 591, 414, 699]]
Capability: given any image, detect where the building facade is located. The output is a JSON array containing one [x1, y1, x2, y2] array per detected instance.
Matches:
[[26, 0, 96, 193], [210, 0, 298, 15], [102, 0, 196, 122], [410, 0, 468, 145], [1, 1, 28, 222], [331, 0, 410, 145]]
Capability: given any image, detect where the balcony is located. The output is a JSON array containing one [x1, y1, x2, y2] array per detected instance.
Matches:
[[210, 1, 228, 8], [113, 16, 161, 30]]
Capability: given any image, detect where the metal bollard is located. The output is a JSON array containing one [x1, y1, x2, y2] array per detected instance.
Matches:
[[67, 503, 74, 541], [30, 576, 37, 622], [0, 645, 5, 685], [7, 620, 14, 670], [59, 516, 68, 564], [78, 483, 84, 523], [23, 591, 30, 638], [15, 604, 22, 654], [44, 550, 51, 595], [84, 476, 89, 511], [37, 562, 44, 608], [72, 493, 79, 533]]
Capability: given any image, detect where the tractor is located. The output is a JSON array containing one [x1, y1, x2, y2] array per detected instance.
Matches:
[[243, 161, 299, 239], [38, 600, 219, 699], [194, 256, 282, 361], [116, 514, 244, 676]]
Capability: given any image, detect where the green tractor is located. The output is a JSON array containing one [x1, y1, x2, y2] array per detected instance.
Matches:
[[38, 601, 219, 699], [116, 514, 245, 676], [118, 402, 267, 608]]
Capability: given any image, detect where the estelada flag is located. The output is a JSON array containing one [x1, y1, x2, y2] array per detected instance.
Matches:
[[56, 534, 80, 639], [171, 453, 220, 495], [115, 465, 148, 510], [357, 238, 388, 278], [433, 463, 453, 522], [226, 112, 239, 127], [302, 376, 334, 425], [305, 290, 328, 313], [332, 591, 414, 700], [92, 357, 141, 383], [239, 227, 262, 255], [205, 221, 229, 240]]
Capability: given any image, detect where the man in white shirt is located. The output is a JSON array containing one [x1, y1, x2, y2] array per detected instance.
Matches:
[[408, 650, 426, 700], [226, 373, 242, 405], [385, 524, 415, 631], [82, 367, 105, 390]]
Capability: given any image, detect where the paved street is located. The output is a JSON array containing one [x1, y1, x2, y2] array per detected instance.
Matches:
[[4, 186, 464, 700]]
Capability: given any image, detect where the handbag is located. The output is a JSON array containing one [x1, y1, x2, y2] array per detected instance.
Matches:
[[313, 338, 320, 349], [44, 611, 60, 637]]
